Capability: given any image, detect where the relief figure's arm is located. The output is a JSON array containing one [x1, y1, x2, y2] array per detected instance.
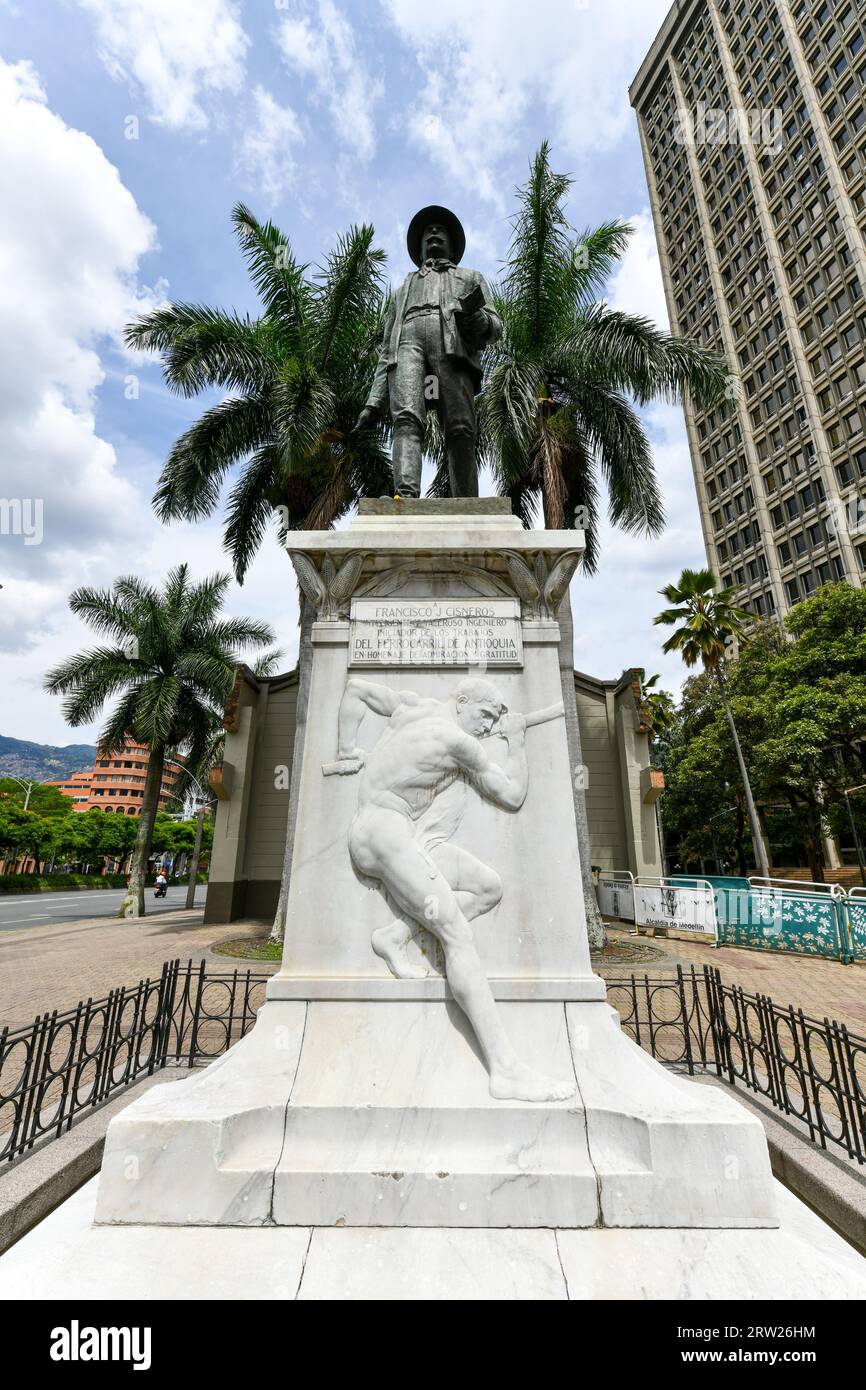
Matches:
[[456, 715, 528, 812], [337, 678, 419, 756]]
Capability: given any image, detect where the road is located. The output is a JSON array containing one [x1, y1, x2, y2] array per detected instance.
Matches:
[[0, 885, 207, 931]]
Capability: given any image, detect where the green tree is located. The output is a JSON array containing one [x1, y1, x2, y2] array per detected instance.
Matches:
[[638, 672, 677, 749], [98, 812, 138, 873], [731, 584, 866, 879], [0, 780, 74, 820], [637, 672, 677, 875], [44, 565, 275, 918], [0, 802, 26, 872], [657, 586, 866, 879], [655, 566, 769, 879], [125, 206, 392, 582]]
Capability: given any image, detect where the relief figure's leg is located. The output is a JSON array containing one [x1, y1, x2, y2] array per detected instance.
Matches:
[[431, 843, 502, 922], [371, 906, 429, 980], [371, 844, 500, 979], [351, 809, 572, 1099]]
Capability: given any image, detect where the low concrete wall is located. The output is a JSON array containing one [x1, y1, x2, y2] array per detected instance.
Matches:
[[0, 1070, 190, 1255]]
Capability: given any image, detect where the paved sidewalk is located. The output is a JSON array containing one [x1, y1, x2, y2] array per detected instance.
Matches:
[[0, 910, 265, 1031], [601, 924, 866, 1037]]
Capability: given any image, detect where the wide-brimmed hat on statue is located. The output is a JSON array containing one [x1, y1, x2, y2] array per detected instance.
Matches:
[[406, 205, 466, 267]]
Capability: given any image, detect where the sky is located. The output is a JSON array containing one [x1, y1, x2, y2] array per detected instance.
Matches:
[[0, 0, 705, 749]]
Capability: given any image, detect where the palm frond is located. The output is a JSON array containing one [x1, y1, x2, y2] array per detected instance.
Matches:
[[313, 224, 387, 373], [222, 445, 280, 582], [232, 202, 310, 327], [125, 304, 277, 398], [153, 394, 271, 522]]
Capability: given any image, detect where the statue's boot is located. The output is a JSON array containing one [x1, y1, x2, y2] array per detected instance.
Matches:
[[391, 423, 423, 498], [446, 433, 479, 498]]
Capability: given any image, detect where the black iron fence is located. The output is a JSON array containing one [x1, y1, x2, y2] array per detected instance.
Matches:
[[1, 960, 864, 1169], [0, 960, 269, 1169]]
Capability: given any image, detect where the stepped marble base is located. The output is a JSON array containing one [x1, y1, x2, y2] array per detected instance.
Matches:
[[2, 1178, 865, 1301], [94, 996, 777, 1230]]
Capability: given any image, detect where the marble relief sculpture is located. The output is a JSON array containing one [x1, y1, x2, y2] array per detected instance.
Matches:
[[323, 675, 573, 1102]]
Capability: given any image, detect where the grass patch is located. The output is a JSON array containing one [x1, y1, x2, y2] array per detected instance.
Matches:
[[212, 936, 282, 961], [591, 939, 668, 965]]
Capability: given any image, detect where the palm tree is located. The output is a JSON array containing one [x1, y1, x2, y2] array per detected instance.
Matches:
[[44, 565, 276, 918], [654, 567, 769, 880], [479, 142, 733, 554], [125, 204, 393, 581]]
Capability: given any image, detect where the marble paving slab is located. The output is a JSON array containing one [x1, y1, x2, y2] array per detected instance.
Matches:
[[2, 1179, 864, 1301]]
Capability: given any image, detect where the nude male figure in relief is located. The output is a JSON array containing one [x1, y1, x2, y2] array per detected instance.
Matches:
[[325, 675, 574, 1103]]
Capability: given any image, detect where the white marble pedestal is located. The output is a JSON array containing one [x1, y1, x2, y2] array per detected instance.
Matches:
[[94, 995, 776, 1230], [92, 503, 778, 1234]]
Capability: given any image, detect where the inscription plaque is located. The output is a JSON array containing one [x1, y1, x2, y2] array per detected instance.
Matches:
[[348, 597, 523, 668]]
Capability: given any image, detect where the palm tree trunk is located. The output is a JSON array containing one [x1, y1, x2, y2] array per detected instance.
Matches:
[[270, 592, 315, 947], [557, 590, 606, 950], [185, 804, 206, 910], [119, 744, 165, 918], [714, 666, 769, 879]]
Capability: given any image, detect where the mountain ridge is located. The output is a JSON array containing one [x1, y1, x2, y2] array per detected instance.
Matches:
[[0, 734, 97, 781]]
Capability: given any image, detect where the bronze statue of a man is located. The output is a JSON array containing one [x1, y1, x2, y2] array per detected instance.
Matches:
[[356, 205, 501, 498]]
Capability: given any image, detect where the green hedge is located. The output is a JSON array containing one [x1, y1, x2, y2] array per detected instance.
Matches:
[[0, 872, 128, 895], [0, 871, 208, 895]]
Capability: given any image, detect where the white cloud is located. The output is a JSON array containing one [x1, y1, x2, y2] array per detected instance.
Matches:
[[236, 86, 304, 205], [0, 57, 154, 715], [607, 208, 670, 329], [277, 0, 383, 162], [383, 0, 673, 206], [571, 210, 703, 691], [0, 57, 158, 591], [571, 402, 706, 695], [78, 0, 249, 130], [5, 514, 302, 747]]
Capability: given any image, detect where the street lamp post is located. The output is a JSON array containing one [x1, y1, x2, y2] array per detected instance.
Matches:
[[706, 805, 737, 875], [7, 776, 36, 811]]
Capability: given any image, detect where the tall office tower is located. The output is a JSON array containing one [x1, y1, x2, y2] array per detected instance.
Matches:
[[631, 0, 866, 619]]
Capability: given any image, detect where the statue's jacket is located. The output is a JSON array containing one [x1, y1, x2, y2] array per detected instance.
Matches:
[[365, 266, 502, 414]]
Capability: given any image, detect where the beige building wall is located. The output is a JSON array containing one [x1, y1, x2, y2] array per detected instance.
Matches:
[[575, 670, 663, 879], [206, 665, 662, 923]]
